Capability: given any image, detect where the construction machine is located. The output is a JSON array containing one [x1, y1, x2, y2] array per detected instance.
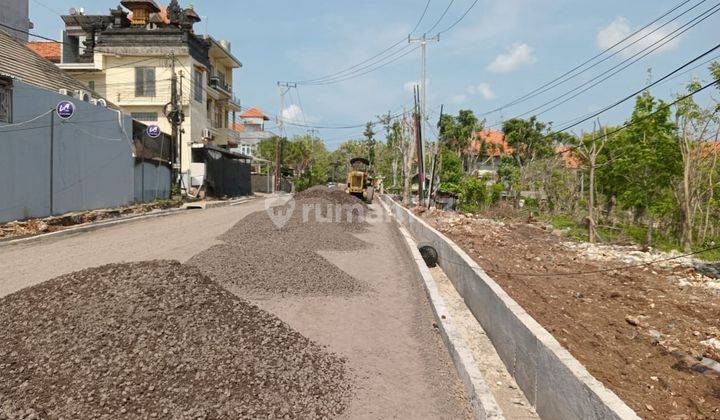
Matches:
[[346, 157, 375, 203]]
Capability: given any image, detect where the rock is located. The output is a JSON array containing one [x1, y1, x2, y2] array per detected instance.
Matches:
[[648, 330, 662, 345], [700, 338, 720, 351], [646, 404, 655, 412], [609, 291, 622, 298], [625, 315, 640, 327], [551, 229, 565, 237]]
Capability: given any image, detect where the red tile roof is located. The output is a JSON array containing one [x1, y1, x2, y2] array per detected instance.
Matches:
[[231, 122, 245, 132], [26, 42, 61, 63], [555, 145, 580, 169], [240, 107, 270, 121], [466, 130, 514, 157]]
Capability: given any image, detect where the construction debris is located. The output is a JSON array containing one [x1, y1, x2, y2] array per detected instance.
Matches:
[[0, 201, 182, 241], [0, 261, 351, 419]]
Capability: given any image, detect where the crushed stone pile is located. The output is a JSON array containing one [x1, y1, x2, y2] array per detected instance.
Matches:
[[295, 186, 368, 207], [0, 261, 351, 419], [189, 188, 371, 298]]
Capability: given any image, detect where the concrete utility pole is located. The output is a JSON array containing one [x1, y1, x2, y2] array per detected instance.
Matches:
[[408, 34, 439, 149], [276, 82, 296, 192]]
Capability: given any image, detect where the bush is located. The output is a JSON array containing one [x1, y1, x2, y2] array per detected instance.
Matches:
[[491, 183, 505, 204], [457, 176, 488, 213]]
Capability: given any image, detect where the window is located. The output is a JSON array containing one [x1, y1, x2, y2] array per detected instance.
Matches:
[[194, 68, 203, 102], [135, 67, 156, 97], [131, 112, 159, 122], [0, 78, 12, 124]]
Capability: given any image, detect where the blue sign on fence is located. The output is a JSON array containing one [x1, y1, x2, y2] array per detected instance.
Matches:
[[146, 125, 162, 138], [56, 101, 75, 120]]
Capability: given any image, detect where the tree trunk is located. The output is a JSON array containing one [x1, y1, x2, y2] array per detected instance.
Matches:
[[646, 215, 654, 248], [588, 162, 597, 243]]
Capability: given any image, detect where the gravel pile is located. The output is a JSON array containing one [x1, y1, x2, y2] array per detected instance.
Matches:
[[0, 261, 352, 419], [190, 191, 371, 297], [295, 186, 368, 207]]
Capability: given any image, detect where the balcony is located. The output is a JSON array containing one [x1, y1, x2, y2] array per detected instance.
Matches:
[[207, 76, 232, 98], [209, 127, 242, 146]]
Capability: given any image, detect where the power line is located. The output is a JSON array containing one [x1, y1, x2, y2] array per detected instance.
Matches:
[[436, 0, 481, 35], [552, 43, 720, 134], [479, 0, 702, 117], [424, 0, 455, 35], [489, 2, 720, 129], [303, 45, 421, 86], [290, 1, 434, 85]]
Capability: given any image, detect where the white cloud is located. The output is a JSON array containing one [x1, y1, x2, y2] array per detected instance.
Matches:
[[467, 83, 496, 100], [597, 17, 681, 58], [487, 43, 537, 73], [450, 94, 467, 104], [281, 104, 305, 123]]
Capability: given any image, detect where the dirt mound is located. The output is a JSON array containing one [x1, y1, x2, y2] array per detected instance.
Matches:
[[0, 261, 351, 419]]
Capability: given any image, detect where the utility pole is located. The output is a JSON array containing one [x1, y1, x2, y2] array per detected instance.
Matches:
[[276, 82, 296, 192], [168, 52, 181, 193], [428, 104, 444, 208], [408, 34, 439, 164], [413, 86, 424, 206]]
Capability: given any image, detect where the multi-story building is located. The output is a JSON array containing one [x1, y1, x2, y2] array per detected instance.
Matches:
[[53, 0, 243, 175], [0, 0, 32, 42], [230, 107, 275, 158]]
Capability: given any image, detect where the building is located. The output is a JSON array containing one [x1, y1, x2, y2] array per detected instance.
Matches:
[[0, 0, 32, 42], [0, 28, 171, 223], [230, 107, 276, 158], [465, 130, 514, 173], [26, 42, 61, 63], [53, 0, 243, 178]]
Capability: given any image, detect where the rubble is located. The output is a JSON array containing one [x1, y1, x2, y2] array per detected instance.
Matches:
[[0, 261, 352, 419], [563, 241, 720, 291], [0, 201, 182, 241]]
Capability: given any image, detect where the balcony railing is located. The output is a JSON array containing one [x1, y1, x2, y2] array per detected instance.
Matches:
[[208, 76, 232, 97]]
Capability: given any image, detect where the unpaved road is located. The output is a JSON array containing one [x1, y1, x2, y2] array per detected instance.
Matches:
[[0, 201, 266, 299], [0, 199, 472, 418], [250, 203, 471, 419]]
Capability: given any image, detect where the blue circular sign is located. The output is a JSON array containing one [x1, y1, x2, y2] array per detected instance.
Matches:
[[56, 100, 75, 120], [146, 125, 162, 138]]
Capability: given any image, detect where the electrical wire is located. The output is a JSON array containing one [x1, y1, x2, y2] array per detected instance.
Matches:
[[303, 45, 421, 86], [435, 0, 481, 35], [0, 109, 53, 129], [488, 2, 720, 129], [479, 0, 701, 117], [290, 0, 435, 85], [423, 0, 456, 35]]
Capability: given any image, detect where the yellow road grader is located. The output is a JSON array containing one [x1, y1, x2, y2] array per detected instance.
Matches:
[[346, 158, 375, 203]]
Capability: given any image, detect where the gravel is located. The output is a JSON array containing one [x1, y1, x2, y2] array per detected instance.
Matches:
[[0, 261, 352, 419], [190, 189, 371, 298]]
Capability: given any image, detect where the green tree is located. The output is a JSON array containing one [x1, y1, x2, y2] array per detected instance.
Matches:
[[598, 91, 681, 245], [502, 117, 555, 169]]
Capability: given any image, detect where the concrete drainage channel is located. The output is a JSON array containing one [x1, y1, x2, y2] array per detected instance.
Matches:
[[380, 195, 640, 420]]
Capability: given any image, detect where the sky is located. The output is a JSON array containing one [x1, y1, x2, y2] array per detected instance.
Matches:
[[27, 0, 720, 149]]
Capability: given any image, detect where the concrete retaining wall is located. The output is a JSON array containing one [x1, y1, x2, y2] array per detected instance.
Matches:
[[382, 196, 640, 420]]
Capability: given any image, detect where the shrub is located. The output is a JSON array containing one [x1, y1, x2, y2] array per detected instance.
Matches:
[[457, 176, 488, 213]]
